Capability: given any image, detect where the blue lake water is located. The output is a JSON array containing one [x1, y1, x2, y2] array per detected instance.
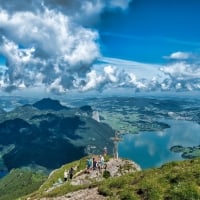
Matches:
[[0, 170, 8, 179], [119, 119, 200, 169], [0, 119, 199, 178]]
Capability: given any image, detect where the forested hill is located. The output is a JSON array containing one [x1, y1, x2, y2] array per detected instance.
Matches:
[[0, 98, 114, 171]]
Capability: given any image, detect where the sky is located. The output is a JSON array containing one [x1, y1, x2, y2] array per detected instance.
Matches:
[[0, 0, 200, 97]]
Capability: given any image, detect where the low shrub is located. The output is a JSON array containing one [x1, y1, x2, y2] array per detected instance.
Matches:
[[103, 170, 111, 179]]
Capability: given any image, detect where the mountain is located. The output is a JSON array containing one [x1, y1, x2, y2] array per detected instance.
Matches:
[[1, 157, 200, 200], [32, 98, 69, 111], [0, 156, 140, 200], [0, 98, 114, 172], [79, 105, 93, 112]]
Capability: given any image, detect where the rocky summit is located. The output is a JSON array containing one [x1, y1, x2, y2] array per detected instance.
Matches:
[[28, 156, 141, 200]]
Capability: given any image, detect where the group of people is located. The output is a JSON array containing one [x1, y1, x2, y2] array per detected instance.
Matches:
[[86, 154, 105, 172], [64, 167, 74, 182], [63, 147, 108, 181]]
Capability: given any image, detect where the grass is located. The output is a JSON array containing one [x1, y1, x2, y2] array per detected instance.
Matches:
[[98, 158, 200, 200], [25, 156, 90, 199], [18, 157, 200, 200], [0, 168, 47, 200]]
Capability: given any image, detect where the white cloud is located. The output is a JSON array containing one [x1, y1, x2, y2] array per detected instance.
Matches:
[[91, 57, 164, 92], [0, 0, 133, 94], [80, 65, 122, 91], [0, 0, 132, 26], [164, 51, 192, 60], [98, 57, 163, 80], [160, 62, 200, 91], [0, 7, 99, 92], [90, 57, 200, 93], [1, 0, 200, 95], [160, 62, 200, 79], [104, 65, 118, 83], [81, 70, 103, 91], [47, 77, 66, 94]]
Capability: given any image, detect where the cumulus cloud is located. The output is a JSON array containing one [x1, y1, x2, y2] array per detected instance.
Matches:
[[158, 51, 200, 91], [92, 56, 200, 93], [160, 61, 200, 91], [1, 0, 200, 95], [92, 57, 165, 92], [81, 65, 124, 91], [0, 0, 133, 94], [0, 3, 99, 93], [0, 0, 132, 25]]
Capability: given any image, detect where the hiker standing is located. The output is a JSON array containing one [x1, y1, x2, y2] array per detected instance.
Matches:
[[86, 158, 92, 173], [69, 167, 74, 179], [100, 155, 105, 168], [90, 158, 93, 170], [93, 157, 97, 170], [64, 170, 68, 181]]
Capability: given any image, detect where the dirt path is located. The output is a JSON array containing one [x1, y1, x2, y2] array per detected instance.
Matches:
[[41, 187, 106, 200]]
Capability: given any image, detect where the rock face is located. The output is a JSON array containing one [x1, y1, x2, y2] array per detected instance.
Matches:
[[92, 111, 100, 122]]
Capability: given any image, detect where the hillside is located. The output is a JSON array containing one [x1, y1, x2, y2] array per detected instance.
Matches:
[[0, 168, 47, 200], [0, 98, 114, 172], [10, 157, 200, 200], [22, 156, 141, 200], [24, 159, 200, 200]]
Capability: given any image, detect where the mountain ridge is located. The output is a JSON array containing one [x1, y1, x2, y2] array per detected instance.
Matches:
[[25, 157, 200, 200], [1, 156, 200, 200], [0, 98, 114, 172]]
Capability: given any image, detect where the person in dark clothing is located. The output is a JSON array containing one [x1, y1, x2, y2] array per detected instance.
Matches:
[[93, 157, 97, 170], [69, 167, 74, 179]]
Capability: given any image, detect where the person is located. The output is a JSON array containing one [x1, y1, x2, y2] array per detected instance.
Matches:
[[86, 158, 90, 169], [100, 155, 105, 168], [92, 157, 97, 170], [86, 158, 91, 173], [68, 167, 74, 180], [89, 158, 93, 170], [64, 170, 68, 181]]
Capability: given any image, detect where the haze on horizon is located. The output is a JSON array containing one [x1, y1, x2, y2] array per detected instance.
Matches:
[[0, 0, 200, 98]]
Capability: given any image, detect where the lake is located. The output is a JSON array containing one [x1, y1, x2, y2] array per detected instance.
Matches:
[[0, 170, 8, 179], [1, 119, 199, 178], [119, 119, 200, 169]]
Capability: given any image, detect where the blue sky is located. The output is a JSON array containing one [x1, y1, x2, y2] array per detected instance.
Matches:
[[0, 0, 200, 95], [99, 0, 200, 63]]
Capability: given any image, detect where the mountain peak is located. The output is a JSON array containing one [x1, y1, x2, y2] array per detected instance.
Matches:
[[33, 98, 69, 111]]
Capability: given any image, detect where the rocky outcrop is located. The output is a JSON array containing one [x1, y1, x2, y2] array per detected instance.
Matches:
[[71, 158, 141, 186], [40, 158, 141, 200]]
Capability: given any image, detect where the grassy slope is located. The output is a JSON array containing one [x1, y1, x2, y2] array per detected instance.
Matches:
[[26, 156, 91, 199], [24, 157, 200, 200], [0, 169, 47, 200], [0, 156, 199, 200], [99, 158, 200, 200]]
